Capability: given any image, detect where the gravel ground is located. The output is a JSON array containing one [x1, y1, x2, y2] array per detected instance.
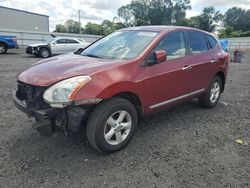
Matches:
[[0, 49, 249, 188]]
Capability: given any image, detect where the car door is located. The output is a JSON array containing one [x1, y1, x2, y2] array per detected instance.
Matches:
[[185, 31, 218, 93], [66, 39, 80, 52], [143, 31, 189, 111], [51, 38, 67, 54]]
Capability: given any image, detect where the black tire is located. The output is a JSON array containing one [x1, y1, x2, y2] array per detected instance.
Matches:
[[199, 76, 222, 108], [0, 43, 7, 54], [86, 97, 138, 153], [39, 48, 50, 58]]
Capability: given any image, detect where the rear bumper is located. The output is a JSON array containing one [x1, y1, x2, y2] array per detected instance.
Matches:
[[8, 43, 19, 49]]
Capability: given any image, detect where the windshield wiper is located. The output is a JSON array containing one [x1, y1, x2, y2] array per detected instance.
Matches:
[[82, 54, 105, 59]]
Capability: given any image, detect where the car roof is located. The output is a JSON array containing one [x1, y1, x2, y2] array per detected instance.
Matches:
[[120, 25, 212, 35]]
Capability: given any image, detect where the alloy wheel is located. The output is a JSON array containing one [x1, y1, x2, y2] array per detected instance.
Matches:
[[210, 82, 220, 103], [41, 49, 49, 57], [104, 110, 132, 145], [0, 45, 6, 53]]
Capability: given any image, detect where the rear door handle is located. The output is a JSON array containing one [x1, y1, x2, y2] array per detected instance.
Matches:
[[182, 65, 192, 71], [210, 59, 217, 64]]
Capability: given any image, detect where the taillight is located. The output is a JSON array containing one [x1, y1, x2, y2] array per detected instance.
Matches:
[[12, 37, 17, 43]]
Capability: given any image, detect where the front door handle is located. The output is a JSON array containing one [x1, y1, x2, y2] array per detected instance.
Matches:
[[182, 65, 192, 71], [210, 59, 217, 64]]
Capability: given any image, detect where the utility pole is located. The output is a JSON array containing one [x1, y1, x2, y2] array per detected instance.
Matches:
[[171, 11, 176, 26], [78, 10, 81, 34]]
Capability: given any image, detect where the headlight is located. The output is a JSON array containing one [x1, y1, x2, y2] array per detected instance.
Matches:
[[43, 76, 91, 105]]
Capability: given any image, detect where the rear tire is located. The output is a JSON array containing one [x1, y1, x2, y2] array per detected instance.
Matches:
[[0, 43, 7, 54], [86, 98, 138, 153], [199, 76, 222, 108], [39, 48, 50, 58]]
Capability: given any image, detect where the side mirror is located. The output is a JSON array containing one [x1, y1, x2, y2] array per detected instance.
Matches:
[[155, 50, 167, 63], [145, 50, 167, 66]]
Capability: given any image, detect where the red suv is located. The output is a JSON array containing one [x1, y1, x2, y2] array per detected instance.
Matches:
[[13, 26, 229, 153]]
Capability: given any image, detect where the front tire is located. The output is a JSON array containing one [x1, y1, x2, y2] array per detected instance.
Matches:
[[86, 98, 138, 153], [0, 43, 7, 54], [39, 48, 50, 58], [199, 76, 222, 108]]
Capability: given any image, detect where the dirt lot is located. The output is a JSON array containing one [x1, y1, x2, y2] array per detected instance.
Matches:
[[0, 49, 249, 188]]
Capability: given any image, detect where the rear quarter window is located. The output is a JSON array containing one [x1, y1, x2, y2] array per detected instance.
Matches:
[[206, 35, 218, 49]]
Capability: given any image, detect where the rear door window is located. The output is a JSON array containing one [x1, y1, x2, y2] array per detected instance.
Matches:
[[187, 32, 209, 54], [66, 39, 79, 44]]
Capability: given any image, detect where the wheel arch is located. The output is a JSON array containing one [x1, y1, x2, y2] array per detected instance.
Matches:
[[0, 41, 7, 46], [215, 71, 225, 92], [112, 92, 143, 119]]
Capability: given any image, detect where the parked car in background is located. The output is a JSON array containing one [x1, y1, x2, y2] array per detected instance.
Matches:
[[13, 26, 229, 153], [26, 37, 91, 58], [0, 35, 18, 54]]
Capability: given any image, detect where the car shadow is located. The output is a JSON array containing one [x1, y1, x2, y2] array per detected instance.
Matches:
[[5, 99, 225, 183], [22, 54, 59, 59], [0, 52, 19, 55]]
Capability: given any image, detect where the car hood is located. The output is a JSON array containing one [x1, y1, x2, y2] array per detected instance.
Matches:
[[18, 54, 124, 86], [28, 43, 49, 47]]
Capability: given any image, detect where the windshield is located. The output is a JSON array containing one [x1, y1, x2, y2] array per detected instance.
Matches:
[[46, 38, 56, 43], [81, 31, 158, 60]]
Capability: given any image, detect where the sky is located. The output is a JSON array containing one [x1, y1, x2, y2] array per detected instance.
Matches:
[[1, 0, 250, 31]]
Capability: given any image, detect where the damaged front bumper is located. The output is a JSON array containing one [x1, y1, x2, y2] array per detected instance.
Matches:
[[26, 46, 39, 55], [13, 90, 91, 137]]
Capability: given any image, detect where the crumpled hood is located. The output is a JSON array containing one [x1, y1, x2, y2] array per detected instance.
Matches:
[[18, 54, 123, 86], [28, 43, 49, 47]]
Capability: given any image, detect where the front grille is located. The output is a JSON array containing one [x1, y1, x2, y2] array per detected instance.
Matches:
[[16, 82, 49, 109]]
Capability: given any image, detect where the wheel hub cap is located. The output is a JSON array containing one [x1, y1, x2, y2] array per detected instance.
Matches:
[[42, 50, 49, 57], [104, 110, 132, 145], [210, 82, 220, 103], [0, 46, 5, 53]]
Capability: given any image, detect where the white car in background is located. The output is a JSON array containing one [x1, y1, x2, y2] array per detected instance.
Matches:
[[26, 37, 91, 58]]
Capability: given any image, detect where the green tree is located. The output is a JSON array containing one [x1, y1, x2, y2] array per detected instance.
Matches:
[[65, 19, 81, 34], [118, 0, 191, 26], [54, 20, 81, 34], [189, 7, 223, 32], [218, 26, 234, 38], [54, 24, 67, 33], [101, 19, 126, 35], [225, 7, 250, 31], [85, 22, 104, 35]]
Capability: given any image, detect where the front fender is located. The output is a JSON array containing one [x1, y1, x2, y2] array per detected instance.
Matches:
[[72, 80, 146, 110]]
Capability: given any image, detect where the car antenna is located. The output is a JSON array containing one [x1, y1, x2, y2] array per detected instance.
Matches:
[[50, 34, 56, 38]]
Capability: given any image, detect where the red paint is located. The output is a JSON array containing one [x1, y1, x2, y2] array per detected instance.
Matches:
[[18, 26, 229, 115]]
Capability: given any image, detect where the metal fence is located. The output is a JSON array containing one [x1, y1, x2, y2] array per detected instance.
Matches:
[[0, 28, 102, 46], [227, 37, 250, 51], [1, 28, 250, 51]]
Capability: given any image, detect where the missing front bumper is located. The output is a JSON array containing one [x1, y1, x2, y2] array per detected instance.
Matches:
[[13, 91, 91, 136]]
